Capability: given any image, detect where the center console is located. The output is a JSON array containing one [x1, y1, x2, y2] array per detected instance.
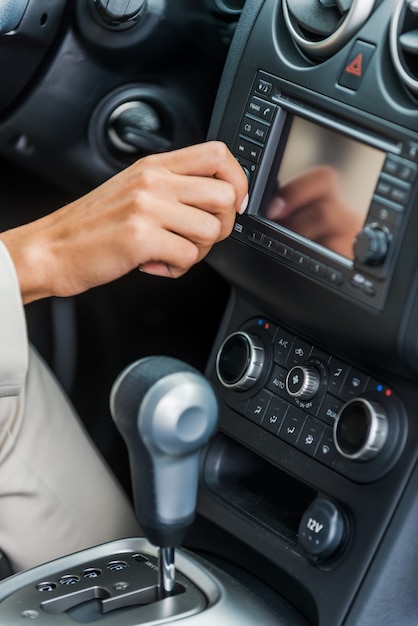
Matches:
[[190, 0, 418, 624]]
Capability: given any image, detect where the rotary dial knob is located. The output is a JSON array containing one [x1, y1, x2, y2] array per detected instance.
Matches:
[[216, 332, 265, 391], [353, 224, 390, 266], [333, 398, 389, 461], [286, 365, 320, 399]]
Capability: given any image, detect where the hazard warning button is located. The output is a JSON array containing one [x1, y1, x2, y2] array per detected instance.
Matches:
[[338, 40, 376, 91]]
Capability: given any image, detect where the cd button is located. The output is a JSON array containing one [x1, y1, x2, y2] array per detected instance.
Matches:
[[240, 116, 270, 144]]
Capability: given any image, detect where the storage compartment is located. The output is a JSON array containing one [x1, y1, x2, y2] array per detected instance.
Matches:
[[202, 434, 317, 544]]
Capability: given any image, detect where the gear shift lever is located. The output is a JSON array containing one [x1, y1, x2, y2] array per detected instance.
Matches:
[[109, 356, 218, 595]]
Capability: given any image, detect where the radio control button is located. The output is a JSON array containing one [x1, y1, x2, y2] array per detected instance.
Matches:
[[402, 141, 418, 162], [325, 267, 344, 285], [240, 115, 270, 144], [255, 79, 272, 96], [276, 242, 294, 260], [261, 236, 278, 252], [234, 137, 262, 162], [353, 223, 391, 266], [389, 185, 410, 204], [369, 201, 402, 227], [246, 96, 276, 122], [309, 259, 327, 278]]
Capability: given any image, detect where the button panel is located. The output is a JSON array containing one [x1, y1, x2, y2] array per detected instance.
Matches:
[[222, 317, 395, 476]]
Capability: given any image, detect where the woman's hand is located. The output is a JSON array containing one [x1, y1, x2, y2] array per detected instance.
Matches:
[[1, 141, 248, 303]]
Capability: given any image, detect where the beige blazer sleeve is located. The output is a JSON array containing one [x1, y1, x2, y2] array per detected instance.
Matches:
[[0, 241, 28, 397]]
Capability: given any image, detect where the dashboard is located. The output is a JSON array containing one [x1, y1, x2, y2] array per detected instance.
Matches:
[[1, 1, 418, 625], [192, 1, 418, 624]]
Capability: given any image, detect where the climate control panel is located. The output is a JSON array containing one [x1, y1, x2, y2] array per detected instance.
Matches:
[[215, 316, 406, 483]]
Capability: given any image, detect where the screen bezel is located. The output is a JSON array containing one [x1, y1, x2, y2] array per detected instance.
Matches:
[[245, 103, 389, 268]]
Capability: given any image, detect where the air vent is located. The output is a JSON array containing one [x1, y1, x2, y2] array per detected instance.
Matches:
[[282, 0, 376, 59], [390, 0, 418, 95]]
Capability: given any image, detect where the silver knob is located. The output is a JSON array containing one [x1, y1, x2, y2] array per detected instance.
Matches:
[[286, 365, 320, 399], [216, 332, 265, 391], [333, 398, 389, 461]]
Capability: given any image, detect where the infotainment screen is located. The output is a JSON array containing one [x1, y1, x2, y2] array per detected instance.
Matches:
[[258, 115, 386, 260]]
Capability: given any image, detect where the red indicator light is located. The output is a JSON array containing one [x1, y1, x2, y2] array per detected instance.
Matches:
[[385, 389, 392, 397]]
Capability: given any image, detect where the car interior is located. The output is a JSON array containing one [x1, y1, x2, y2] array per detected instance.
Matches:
[[0, 0, 417, 624]]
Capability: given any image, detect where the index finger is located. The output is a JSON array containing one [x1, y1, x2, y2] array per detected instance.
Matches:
[[147, 141, 249, 213]]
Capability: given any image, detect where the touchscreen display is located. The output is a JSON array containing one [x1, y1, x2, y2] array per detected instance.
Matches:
[[259, 115, 386, 260]]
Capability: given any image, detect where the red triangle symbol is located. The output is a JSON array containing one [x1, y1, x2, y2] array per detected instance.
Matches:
[[345, 53, 363, 77]]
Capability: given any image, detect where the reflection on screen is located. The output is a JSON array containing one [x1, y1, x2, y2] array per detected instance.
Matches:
[[259, 116, 386, 259]]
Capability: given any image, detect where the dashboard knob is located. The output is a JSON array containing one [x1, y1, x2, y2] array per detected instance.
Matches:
[[286, 365, 320, 399], [353, 224, 390, 266], [333, 398, 389, 461], [216, 332, 265, 391], [107, 100, 171, 154], [92, 0, 146, 25]]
